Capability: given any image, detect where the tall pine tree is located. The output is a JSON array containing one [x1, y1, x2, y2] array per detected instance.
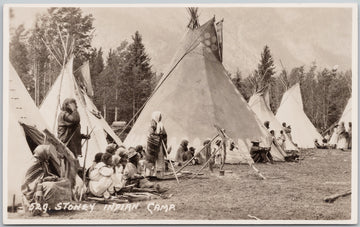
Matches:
[[10, 24, 33, 97]]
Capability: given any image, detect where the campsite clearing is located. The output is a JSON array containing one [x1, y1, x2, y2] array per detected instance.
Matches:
[[9, 149, 351, 220]]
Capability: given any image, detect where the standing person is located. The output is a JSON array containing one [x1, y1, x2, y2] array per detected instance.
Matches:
[[277, 130, 286, 151], [337, 122, 349, 150], [145, 111, 167, 178], [203, 139, 214, 172], [57, 98, 90, 158], [348, 122, 352, 149]]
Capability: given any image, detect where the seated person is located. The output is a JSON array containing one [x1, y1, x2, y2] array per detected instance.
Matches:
[[174, 139, 189, 166], [111, 152, 128, 191], [314, 139, 328, 149], [105, 143, 118, 155], [22, 145, 72, 216], [88, 153, 115, 198], [86, 153, 103, 179], [250, 140, 273, 164], [124, 148, 156, 188], [182, 147, 195, 163]]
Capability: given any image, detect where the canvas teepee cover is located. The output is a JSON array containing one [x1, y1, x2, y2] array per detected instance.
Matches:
[[275, 83, 323, 148], [40, 56, 122, 168], [329, 97, 352, 145], [6, 64, 51, 206], [124, 17, 285, 162], [249, 90, 299, 151]]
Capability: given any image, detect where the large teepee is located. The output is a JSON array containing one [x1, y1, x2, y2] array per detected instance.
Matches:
[[6, 64, 78, 208], [329, 97, 352, 145], [275, 83, 323, 148], [6, 64, 49, 206], [124, 16, 285, 162], [40, 56, 122, 168], [249, 90, 299, 151]]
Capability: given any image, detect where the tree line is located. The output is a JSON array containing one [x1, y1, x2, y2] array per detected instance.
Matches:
[[10, 7, 351, 136]]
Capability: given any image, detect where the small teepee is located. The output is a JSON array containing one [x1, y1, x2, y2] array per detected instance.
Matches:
[[329, 97, 352, 145], [40, 56, 122, 168], [275, 83, 323, 148]]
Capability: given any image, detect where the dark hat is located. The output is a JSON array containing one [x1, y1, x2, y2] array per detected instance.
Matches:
[[251, 139, 261, 144], [127, 147, 138, 159]]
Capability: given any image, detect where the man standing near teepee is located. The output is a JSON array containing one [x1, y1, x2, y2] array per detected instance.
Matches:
[[58, 98, 90, 158]]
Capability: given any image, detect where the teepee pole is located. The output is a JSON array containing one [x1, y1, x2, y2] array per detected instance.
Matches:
[[161, 141, 179, 184], [191, 146, 222, 179], [80, 127, 89, 201]]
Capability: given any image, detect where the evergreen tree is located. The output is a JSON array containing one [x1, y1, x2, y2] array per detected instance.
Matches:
[[121, 31, 154, 123], [26, 8, 94, 104], [254, 45, 276, 92], [9, 24, 33, 97]]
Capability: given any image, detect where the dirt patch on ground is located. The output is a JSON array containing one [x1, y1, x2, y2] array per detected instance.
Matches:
[[8, 149, 352, 221]]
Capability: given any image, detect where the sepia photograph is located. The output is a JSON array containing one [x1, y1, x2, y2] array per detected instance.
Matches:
[[3, 3, 358, 224]]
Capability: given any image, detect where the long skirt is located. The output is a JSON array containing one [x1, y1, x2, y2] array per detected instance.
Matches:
[[23, 178, 72, 215], [155, 144, 165, 178]]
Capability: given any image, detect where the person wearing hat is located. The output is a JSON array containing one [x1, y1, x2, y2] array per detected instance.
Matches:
[[250, 139, 273, 164]]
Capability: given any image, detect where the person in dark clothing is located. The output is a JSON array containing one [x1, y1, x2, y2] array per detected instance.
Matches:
[[175, 139, 189, 166], [57, 98, 90, 158], [348, 122, 352, 149], [183, 147, 195, 163], [250, 140, 273, 164]]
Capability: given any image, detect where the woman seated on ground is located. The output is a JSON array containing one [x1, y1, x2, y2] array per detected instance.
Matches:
[[250, 140, 273, 164], [86, 153, 103, 179], [88, 152, 115, 198], [182, 147, 195, 163], [22, 145, 72, 216], [175, 139, 189, 166], [111, 152, 128, 192], [124, 148, 158, 188]]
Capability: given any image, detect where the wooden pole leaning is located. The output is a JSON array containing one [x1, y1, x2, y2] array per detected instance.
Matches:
[[161, 140, 180, 184], [80, 127, 90, 201], [175, 134, 220, 174], [191, 146, 222, 179]]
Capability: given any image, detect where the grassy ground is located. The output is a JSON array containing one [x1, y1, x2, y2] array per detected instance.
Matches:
[[8, 149, 352, 221]]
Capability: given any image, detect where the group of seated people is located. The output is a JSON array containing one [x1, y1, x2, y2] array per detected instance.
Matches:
[[174, 139, 198, 166], [86, 144, 160, 199]]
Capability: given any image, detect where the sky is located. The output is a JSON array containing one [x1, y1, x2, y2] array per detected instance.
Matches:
[[9, 5, 353, 76]]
